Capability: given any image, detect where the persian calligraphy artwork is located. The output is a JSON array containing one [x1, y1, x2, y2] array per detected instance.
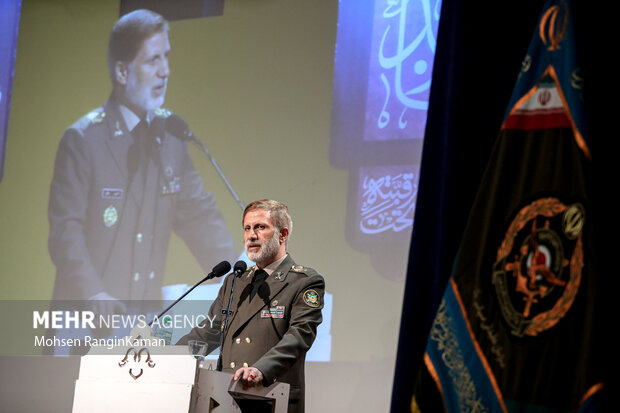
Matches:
[[365, 0, 440, 142], [359, 165, 419, 234], [330, 0, 441, 278]]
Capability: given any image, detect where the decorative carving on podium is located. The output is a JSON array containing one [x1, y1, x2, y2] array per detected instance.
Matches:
[[118, 344, 156, 380]]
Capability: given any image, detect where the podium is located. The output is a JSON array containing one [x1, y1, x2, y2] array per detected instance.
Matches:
[[194, 366, 290, 413], [71, 331, 289, 412]]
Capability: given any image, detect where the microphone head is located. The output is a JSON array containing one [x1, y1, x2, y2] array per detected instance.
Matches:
[[165, 113, 192, 141], [233, 260, 248, 276], [212, 260, 232, 277]]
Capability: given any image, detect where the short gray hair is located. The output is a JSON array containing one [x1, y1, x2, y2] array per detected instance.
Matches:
[[243, 199, 293, 237], [108, 9, 169, 85]]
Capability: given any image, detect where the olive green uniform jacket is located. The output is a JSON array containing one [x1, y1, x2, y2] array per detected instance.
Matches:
[[178, 254, 325, 413]]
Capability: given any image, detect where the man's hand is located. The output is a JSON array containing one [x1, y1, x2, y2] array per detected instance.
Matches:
[[89, 292, 127, 338], [233, 366, 264, 389]]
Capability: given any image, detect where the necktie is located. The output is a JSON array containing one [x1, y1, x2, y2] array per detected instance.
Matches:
[[250, 269, 268, 301], [131, 120, 150, 184]]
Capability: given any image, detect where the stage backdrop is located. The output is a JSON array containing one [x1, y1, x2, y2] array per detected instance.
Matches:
[[0, 0, 441, 412]]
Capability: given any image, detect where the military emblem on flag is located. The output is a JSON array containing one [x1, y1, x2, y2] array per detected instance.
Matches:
[[412, 0, 605, 411]]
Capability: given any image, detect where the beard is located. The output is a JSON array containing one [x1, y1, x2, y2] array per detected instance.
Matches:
[[245, 232, 280, 265], [124, 72, 166, 115]]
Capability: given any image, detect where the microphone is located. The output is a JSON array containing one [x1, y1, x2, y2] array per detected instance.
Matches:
[[148, 260, 231, 326], [217, 260, 247, 370], [207, 260, 233, 280], [164, 114, 245, 211], [233, 260, 247, 278], [164, 113, 195, 143]]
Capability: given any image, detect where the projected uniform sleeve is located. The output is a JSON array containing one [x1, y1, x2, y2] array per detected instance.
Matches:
[[48, 127, 105, 300]]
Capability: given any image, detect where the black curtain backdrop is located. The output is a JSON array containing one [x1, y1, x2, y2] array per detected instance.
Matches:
[[390, 1, 615, 411]]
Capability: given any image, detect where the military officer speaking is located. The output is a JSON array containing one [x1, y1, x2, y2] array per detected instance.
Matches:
[[177, 199, 325, 413], [48, 9, 237, 320]]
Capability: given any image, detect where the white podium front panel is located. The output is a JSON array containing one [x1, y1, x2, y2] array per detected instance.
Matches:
[[73, 380, 194, 413], [77, 351, 197, 383], [72, 336, 199, 413]]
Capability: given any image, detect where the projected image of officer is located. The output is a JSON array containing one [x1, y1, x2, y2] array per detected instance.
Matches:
[[48, 9, 237, 324]]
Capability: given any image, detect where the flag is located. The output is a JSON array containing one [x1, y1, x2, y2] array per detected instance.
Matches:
[[413, 0, 607, 411]]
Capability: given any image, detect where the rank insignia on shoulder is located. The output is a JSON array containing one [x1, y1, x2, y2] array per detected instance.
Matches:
[[292, 265, 305, 272], [86, 110, 106, 124], [162, 177, 181, 195], [302, 289, 320, 308], [154, 107, 172, 118]]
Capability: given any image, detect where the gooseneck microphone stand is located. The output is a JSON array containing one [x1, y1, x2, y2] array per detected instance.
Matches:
[[217, 261, 247, 371]]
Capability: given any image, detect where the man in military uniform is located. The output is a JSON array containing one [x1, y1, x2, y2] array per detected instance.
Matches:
[[48, 9, 236, 319], [177, 199, 325, 413]]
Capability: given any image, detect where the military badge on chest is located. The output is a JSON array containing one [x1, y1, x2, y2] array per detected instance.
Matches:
[[103, 205, 118, 227], [101, 188, 123, 227], [261, 306, 286, 319], [162, 166, 181, 195]]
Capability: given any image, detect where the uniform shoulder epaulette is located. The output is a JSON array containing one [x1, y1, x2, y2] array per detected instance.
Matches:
[[290, 265, 319, 276], [84, 108, 106, 125], [70, 108, 106, 134]]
